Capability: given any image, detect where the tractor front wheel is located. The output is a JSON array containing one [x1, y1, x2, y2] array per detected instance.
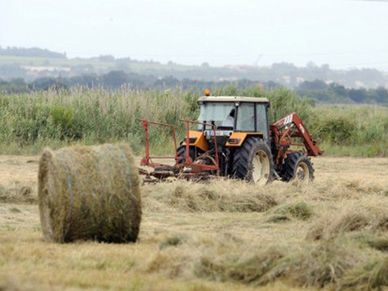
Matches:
[[281, 152, 314, 182], [232, 138, 274, 185]]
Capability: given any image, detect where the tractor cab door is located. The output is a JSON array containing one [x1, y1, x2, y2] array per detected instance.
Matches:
[[235, 102, 269, 140], [255, 103, 269, 140]]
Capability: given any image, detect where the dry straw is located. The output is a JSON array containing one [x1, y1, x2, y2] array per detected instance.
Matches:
[[306, 202, 388, 241], [38, 143, 141, 243], [142, 180, 277, 213]]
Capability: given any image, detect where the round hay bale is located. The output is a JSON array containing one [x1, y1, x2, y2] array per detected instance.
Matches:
[[38, 143, 141, 243]]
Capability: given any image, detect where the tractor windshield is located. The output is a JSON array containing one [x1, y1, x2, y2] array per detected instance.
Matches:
[[198, 102, 235, 129]]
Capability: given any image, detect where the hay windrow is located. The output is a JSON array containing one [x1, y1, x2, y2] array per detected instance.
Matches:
[[0, 185, 36, 204], [270, 242, 356, 288], [194, 241, 358, 289], [142, 180, 277, 213], [267, 202, 313, 223], [195, 247, 285, 285], [339, 257, 388, 290], [306, 202, 388, 241], [38, 143, 141, 243]]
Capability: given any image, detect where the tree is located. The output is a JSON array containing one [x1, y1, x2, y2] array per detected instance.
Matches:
[[348, 88, 368, 103], [101, 70, 128, 88]]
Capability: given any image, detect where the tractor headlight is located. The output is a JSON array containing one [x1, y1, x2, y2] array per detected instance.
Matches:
[[228, 138, 241, 144]]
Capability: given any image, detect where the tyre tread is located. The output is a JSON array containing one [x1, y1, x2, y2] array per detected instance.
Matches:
[[281, 152, 315, 182], [232, 138, 274, 183]]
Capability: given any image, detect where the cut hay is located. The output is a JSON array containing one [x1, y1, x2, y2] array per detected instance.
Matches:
[[306, 203, 388, 241], [142, 180, 277, 213], [38, 143, 141, 243], [340, 258, 388, 290], [367, 236, 388, 252], [267, 242, 356, 288], [195, 247, 284, 285], [0, 185, 36, 204], [267, 202, 313, 223], [194, 241, 356, 288]]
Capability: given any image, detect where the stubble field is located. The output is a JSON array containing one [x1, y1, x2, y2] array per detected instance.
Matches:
[[0, 155, 387, 290]]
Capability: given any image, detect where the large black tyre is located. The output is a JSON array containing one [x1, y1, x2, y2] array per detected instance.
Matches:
[[281, 152, 314, 182], [232, 138, 274, 185], [176, 145, 197, 165]]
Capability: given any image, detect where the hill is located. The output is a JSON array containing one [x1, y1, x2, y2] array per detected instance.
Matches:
[[1, 47, 388, 89]]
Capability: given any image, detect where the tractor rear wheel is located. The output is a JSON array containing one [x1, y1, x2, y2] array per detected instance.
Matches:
[[281, 152, 314, 182], [176, 145, 197, 165], [232, 138, 273, 185]]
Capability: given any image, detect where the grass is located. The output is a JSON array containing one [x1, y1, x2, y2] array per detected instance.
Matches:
[[0, 156, 387, 290], [0, 87, 387, 156], [0, 88, 200, 156], [310, 105, 388, 157]]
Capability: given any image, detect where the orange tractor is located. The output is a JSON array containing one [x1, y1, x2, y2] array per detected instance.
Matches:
[[140, 95, 322, 184]]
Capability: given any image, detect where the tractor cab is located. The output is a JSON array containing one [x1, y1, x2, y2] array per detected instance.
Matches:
[[197, 96, 270, 139]]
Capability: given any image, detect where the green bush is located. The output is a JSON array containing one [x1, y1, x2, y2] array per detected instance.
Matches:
[[315, 117, 355, 145], [12, 104, 50, 144], [50, 106, 83, 140], [267, 88, 314, 123]]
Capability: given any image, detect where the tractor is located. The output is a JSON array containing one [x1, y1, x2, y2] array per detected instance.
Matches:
[[140, 95, 322, 184]]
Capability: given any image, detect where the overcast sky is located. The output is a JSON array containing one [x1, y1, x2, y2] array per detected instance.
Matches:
[[1, 0, 388, 70]]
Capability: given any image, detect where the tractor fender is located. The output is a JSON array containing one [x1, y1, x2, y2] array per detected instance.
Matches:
[[181, 130, 208, 152], [225, 132, 264, 147]]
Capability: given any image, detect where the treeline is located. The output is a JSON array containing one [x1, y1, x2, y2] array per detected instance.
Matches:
[[297, 79, 388, 104], [1, 71, 388, 104], [0, 71, 279, 93], [0, 47, 66, 59]]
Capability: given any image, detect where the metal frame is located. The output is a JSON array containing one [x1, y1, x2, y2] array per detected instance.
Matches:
[[140, 119, 220, 176], [182, 119, 220, 174], [140, 119, 178, 168], [271, 112, 322, 166]]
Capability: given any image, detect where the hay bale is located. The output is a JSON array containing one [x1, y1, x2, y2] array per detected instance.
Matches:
[[38, 143, 141, 243]]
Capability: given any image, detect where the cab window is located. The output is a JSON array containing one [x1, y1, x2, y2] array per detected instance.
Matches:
[[236, 103, 255, 131], [256, 104, 269, 139], [198, 102, 235, 129]]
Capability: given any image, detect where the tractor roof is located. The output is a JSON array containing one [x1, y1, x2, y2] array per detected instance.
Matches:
[[198, 96, 269, 103]]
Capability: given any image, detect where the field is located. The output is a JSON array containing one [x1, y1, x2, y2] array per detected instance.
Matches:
[[0, 155, 387, 290], [0, 88, 387, 289]]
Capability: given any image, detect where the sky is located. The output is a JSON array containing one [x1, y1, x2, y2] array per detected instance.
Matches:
[[1, 0, 388, 70]]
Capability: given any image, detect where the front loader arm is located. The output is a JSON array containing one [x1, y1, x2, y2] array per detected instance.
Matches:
[[271, 113, 322, 160]]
